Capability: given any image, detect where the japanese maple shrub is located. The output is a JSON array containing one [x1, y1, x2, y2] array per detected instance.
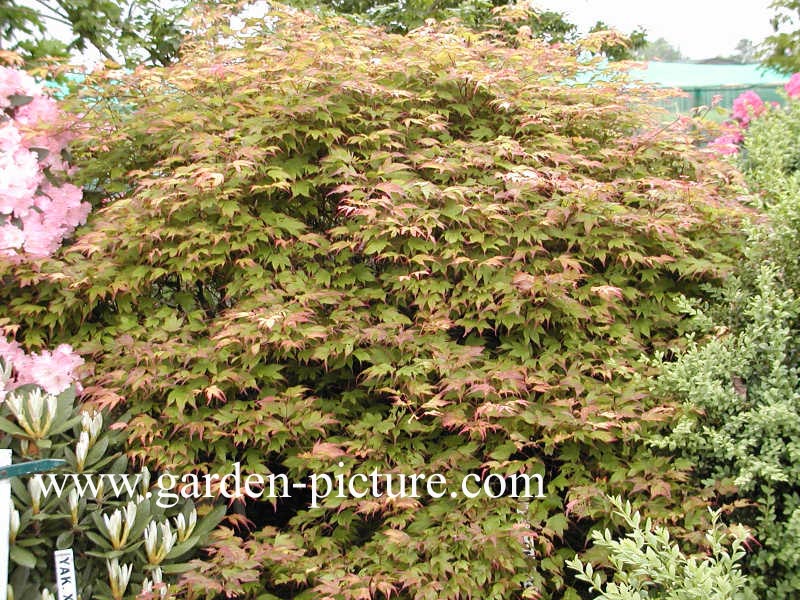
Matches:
[[0, 6, 748, 599]]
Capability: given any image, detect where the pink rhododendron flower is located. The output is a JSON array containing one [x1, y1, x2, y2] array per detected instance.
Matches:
[[0, 66, 90, 261], [709, 133, 742, 155], [0, 224, 25, 255], [786, 73, 800, 100], [0, 337, 25, 371], [0, 120, 22, 150], [0, 141, 41, 216], [14, 94, 59, 127], [0, 67, 88, 400], [24, 345, 84, 395], [732, 91, 766, 126], [0, 337, 83, 396], [0, 67, 38, 109], [20, 211, 60, 257]]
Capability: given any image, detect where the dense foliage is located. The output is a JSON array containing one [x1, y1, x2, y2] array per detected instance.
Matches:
[[649, 83, 800, 597], [0, 6, 750, 598], [567, 496, 751, 599]]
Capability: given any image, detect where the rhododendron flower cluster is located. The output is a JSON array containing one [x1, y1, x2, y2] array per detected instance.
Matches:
[[731, 90, 767, 127], [0, 66, 90, 260], [786, 73, 800, 100], [709, 89, 772, 156], [0, 336, 83, 396]]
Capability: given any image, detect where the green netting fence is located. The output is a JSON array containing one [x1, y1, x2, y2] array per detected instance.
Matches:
[[625, 61, 791, 114]]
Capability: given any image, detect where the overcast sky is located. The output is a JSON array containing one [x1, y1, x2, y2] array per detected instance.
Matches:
[[34, 0, 782, 65], [535, 0, 777, 60]]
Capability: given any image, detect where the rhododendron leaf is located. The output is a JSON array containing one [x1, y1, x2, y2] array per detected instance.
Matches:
[[29, 147, 49, 161], [0, 417, 28, 437], [8, 94, 33, 107], [9, 545, 37, 569]]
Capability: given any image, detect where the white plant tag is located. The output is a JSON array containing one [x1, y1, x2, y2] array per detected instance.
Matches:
[[53, 549, 77, 600]]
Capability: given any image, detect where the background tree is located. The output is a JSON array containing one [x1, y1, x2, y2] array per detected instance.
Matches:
[[301, 0, 579, 39], [588, 20, 647, 60], [632, 36, 684, 61], [731, 38, 759, 63], [0, 0, 188, 66], [1, 0, 650, 67], [762, 0, 800, 73]]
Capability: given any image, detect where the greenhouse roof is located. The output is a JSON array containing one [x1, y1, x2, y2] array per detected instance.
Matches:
[[626, 61, 791, 89]]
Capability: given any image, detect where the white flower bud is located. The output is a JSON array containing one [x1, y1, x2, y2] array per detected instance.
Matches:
[[144, 521, 158, 564], [123, 502, 136, 535], [102, 509, 122, 547], [139, 466, 151, 493], [41, 393, 57, 435], [141, 567, 167, 599], [75, 431, 90, 470], [27, 388, 44, 425], [68, 488, 79, 525], [161, 521, 176, 554], [9, 508, 19, 543], [94, 476, 105, 501], [144, 520, 176, 565], [174, 508, 197, 542], [28, 476, 43, 514], [0, 358, 11, 383], [106, 558, 132, 600], [81, 410, 102, 444], [5, 392, 32, 437]]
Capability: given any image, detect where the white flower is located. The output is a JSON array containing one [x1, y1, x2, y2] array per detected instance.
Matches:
[[174, 508, 197, 542], [9, 507, 19, 542], [28, 476, 43, 513], [5, 392, 28, 433], [141, 567, 166, 598], [75, 431, 89, 470], [28, 388, 44, 424], [144, 520, 176, 565], [102, 502, 136, 549], [103, 509, 121, 544], [43, 393, 57, 433], [80, 410, 102, 443], [6, 388, 58, 438], [68, 488, 79, 525], [106, 558, 132, 600], [123, 502, 136, 531]]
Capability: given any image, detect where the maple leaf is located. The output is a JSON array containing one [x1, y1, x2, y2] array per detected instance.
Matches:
[[590, 285, 625, 302]]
